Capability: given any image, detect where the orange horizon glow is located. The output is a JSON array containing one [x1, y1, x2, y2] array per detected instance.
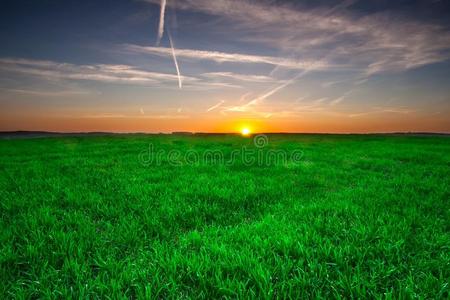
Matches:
[[1, 112, 449, 134]]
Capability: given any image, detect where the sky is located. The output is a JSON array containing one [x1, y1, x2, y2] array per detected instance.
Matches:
[[0, 0, 450, 133]]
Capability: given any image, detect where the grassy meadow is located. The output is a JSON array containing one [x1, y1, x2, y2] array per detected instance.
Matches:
[[0, 134, 449, 298]]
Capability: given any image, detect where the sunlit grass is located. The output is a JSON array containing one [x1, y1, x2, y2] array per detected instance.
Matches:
[[0, 134, 449, 298]]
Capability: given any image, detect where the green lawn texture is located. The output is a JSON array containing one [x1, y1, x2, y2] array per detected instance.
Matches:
[[0, 134, 449, 298]]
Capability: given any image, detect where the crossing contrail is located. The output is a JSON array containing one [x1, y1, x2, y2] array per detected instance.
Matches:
[[207, 100, 225, 112], [156, 0, 166, 45], [168, 31, 182, 89], [246, 69, 309, 106]]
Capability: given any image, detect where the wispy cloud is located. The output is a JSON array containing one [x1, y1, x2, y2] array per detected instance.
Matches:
[[222, 92, 347, 118], [82, 113, 128, 119], [82, 112, 189, 119], [0, 58, 243, 91], [142, 0, 450, 75], [0, 58, 193, 85], [202, 72, 274, 83], [348, 107, 415, 118], [126, 44, 331, 70], [0, 87, 91, 97]]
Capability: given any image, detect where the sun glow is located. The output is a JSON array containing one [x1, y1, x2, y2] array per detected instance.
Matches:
[[241, 128, 251, 136]]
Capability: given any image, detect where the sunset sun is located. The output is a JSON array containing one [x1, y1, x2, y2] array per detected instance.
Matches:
[[241, 128, 251, 136]]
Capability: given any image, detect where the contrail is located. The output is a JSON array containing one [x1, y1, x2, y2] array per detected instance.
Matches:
[[168, 31, 182, 89], [156, 0, 167, 45], [207, 100, 225, 112], [246, 55, 330, 107], [246, 69, 309, 106]]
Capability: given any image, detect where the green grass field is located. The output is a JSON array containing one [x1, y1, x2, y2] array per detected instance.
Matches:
[[1, 134, 449, 298]]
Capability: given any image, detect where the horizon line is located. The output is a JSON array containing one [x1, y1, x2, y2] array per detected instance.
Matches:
[[1, 130, 449, 136]]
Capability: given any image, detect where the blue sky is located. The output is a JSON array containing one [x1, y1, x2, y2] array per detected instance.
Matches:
[[1, 0, 449, 132]]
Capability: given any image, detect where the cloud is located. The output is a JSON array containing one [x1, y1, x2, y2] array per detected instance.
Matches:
[[82, 113, 189, 119], [348, 107, 415, 118], [202, 72, 274, 83], [126, 44, 331, 70], [0, 87, 91, 97], [0, 58, 241, 90], [179, 81, 242, 90], [0, 58, 194, 85], [81, 113, 128, 119], [222, 95, 329, 118], [222, 92, 349, 118], [142, 0, 450, 75]]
